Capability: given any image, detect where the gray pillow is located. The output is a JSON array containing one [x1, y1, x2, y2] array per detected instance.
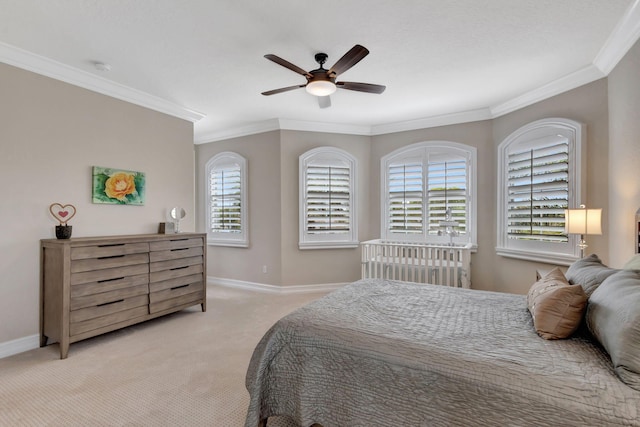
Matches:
[[623, 254, 640, 270], [565, 254, 619, 297], [586, 270, 640, 391]]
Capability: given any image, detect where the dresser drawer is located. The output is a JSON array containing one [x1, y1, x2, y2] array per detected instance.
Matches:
[[149, 246, 203, 263], [149, 255, 203, 274], [70, 293, 149, 324], [149, 282, 203, 305], [71, 242, 149, 260], [149, 237, 203, 252], [149, 290, 204, 314], [149, 273, 203, 293], [71, 283, 149, 311], [149, 263, 203, 283], [71, 264, 149, 286], [71, 273, 149, 298], [71, 252, 149, 273], [70, 304, 149, 336]]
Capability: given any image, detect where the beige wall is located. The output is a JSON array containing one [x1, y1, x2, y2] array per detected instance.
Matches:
[[195, 131, 283, 285], [195, 130, 370, 287], [608, 39, 640, 266], [0, 64, 194, 345], [491, 79, 610, 293], [279, 130, 371, 286]]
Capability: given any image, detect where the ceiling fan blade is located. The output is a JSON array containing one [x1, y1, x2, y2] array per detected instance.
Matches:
[[318, 96, 331, 109], [264, 54, 312, 78], [261, 84, 306, 96], [337, 81, 386, 94], [328, 45, 369, 76]]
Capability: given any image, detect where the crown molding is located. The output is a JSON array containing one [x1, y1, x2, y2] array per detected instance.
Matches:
[[489, 64, 606, 118], [194, 119, 282, 144], [278, 118, 372, 135], [194, 118, 372, 144], [371, 108, 493, 135], [0, 42, 205, 123], [594, 0, 640, 74]]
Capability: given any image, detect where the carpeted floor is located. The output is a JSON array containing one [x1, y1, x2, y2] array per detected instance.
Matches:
[[0, 285, 329, 426]]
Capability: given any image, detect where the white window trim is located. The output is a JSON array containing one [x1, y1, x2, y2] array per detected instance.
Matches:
[[299, 147, 358, 250], [496, 118, 586, 265], [205, 152, 249, 248], [380, 141, 477, 247]]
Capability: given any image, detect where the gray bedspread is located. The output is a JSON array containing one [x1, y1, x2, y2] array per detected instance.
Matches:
[[245, 279, 640, 427]]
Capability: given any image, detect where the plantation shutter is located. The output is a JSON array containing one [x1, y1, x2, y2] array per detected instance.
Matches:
[[427, 158, 468, 235], [305, 165, 350, 234], [387, 162, 423, 234], [210, 164, 242, 233], [506, 140, 569, 242]]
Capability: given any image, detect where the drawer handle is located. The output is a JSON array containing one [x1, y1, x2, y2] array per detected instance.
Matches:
[[170, 248, 189, 252], [170, 266, 190, 271], [97, 255, 125, 260], [170, 284, 189, 290], [98, 243, 125, 247], [169, 238, 189, 242], [97, 299, 124, 307], [97, 277, 125, 283]]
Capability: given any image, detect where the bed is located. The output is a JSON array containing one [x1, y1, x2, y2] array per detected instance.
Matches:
[[245, 259, 640, 426]]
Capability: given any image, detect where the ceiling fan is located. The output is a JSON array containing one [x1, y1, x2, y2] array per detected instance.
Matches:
[[261, 44, 386, 109]]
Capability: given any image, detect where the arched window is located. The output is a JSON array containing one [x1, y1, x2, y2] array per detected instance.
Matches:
[[206, 152, 248, 247], [299, 147, 357, 249], [381, 141, 477, 246], [496, 118, 585, 264]]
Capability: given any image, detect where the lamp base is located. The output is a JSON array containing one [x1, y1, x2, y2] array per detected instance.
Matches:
[[578, 235, 587, 258]]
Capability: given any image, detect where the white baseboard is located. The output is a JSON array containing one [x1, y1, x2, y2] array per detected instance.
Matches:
[[0, 334, 39, 359], [208, 276, 348, 294]]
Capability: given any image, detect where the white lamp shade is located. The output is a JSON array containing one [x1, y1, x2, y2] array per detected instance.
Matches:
[[306, 80, 337, 96], [564, 207, 602, 235]]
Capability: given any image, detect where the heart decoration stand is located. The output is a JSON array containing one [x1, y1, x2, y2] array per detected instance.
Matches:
[[49, 203, 76, 239]]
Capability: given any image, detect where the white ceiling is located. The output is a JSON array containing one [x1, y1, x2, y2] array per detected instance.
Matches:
[[1, 1, 639, 143]]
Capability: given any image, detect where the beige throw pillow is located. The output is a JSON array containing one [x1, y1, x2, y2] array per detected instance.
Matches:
[[527, 267, 587, 340]]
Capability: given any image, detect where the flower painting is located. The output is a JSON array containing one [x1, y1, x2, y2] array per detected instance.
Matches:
[[92, 166, 145, 205]]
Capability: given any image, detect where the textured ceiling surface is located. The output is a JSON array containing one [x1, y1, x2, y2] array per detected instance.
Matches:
[[0, 1, 635, 142]]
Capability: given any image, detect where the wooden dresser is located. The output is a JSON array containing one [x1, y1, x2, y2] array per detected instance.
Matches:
[[40, 233, 206, 359]]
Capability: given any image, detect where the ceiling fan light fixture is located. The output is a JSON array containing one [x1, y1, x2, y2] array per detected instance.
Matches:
[[306, 80, 336, 96]]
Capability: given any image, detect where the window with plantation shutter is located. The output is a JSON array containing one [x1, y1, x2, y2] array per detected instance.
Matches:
[[506, 141, 568, 242], [497, 118, 585, 264], [427, 158, 468, 236], [382, 141, 477, 246], [388, 162, 423, 234], [206, 152, 248, 247], [299, 147, 357, 249]]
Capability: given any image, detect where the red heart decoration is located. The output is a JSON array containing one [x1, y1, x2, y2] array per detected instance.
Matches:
[[49, 203, 76, 225]]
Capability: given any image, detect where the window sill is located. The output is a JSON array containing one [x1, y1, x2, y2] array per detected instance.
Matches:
[[299, 241, 360, 250], [495, 247, 576, 266], [208, 240, 249, 248]]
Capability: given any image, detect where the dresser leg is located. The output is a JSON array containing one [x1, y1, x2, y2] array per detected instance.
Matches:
[[201, 302, 206, 312], [60, 341, 69, 359]]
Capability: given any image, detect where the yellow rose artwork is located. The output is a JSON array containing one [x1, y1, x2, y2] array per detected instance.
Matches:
[[105, 172, 136, 201], [92, 166, 145, 205]]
